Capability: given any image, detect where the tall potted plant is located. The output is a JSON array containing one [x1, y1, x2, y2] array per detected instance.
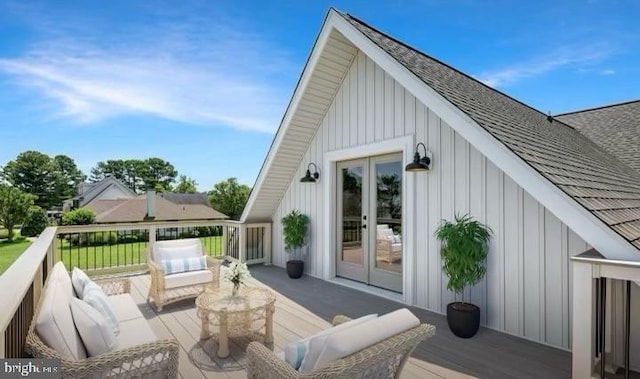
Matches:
[[435, 213, 492, 338], [281, 209, 310, 279]]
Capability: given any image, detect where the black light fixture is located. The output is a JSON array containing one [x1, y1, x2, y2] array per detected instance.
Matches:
[[300, 162, 320, 183], [405, 142, 431, 172]]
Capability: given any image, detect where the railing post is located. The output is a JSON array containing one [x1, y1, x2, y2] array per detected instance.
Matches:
[[264, 223, 272, 265], [148, 225, 157, 246], [222, 224, 228, 256], [573, 260, 595, 378], [239, 224, 247, 263]]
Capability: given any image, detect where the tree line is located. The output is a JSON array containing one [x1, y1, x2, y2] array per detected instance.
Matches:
[[0, 150, 252, 240]]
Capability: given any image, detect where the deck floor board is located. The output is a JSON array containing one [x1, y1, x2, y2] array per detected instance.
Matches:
[[250, 265, 573, 379], [126, 264, 577, 378]]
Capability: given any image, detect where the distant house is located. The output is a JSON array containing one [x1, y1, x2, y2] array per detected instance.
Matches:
[[85, 190, 228, 223], [63, 176, 137, 211]]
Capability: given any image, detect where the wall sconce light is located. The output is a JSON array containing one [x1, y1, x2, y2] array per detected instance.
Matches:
[[405, 142, 432, 172], [300, 162, 320, 183]]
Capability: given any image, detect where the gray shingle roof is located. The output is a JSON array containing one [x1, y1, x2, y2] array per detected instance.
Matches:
[[556, 100, 640, 173], [342, 13, 640, 251], [87, 194, 228, 223]]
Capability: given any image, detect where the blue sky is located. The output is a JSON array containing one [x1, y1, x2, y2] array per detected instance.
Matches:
[[1, 1, 638, 191]]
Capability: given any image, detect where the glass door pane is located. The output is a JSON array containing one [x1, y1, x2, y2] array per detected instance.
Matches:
[[370, 155, 403, 292], [336, 160, 368, 283]]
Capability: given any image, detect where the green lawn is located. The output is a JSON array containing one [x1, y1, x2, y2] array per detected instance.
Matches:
[[57, 236, 224, 272], [0, 240, 32, 275]]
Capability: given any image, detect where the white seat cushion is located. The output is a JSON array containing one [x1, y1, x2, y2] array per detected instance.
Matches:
[[35, 269, 87, 359], [296, 314, 377, 373], [70, 298, 117, 357], [117, 318, 158, 349], [390, 243, 403, 252], [163, 269, 212, 289], [107, 294, 145, 322], [152, 239, 203, 262], [312, 308, 420, 371]]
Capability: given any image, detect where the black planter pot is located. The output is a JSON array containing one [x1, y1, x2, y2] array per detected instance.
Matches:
[[446, 302, 480, 338], [286, 260, 304, 279]]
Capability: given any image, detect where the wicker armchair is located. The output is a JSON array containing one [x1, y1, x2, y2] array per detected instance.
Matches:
[[26, 277, 179, 379], [147, 238, 221, 311], [246, 315, 435, 379]]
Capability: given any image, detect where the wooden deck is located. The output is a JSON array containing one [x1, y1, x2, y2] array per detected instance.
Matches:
[[127, 264, 575, 378]]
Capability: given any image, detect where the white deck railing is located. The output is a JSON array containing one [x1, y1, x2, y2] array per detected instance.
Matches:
[[0, 227, 56, 358], [0, 220, 271, 358]]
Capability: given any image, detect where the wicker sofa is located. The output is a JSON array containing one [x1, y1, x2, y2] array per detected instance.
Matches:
[[246, 311, 435, 378], [147, 238, 221, 311], [26, 262, 179, 378], [376, 225, 402, 263]]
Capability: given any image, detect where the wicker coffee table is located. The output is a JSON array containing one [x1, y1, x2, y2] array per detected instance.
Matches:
[[195, 286, 275, 358]]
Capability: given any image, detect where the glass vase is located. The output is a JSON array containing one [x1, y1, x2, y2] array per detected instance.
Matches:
[[232, 283, 240, 297]]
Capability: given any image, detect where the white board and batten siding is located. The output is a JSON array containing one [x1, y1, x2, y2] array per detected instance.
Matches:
[[271, 50, 589, 350]]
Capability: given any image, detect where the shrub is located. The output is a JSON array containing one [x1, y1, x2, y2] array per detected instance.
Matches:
[[88, 231, 118, 246], [61, 208, 95, 225], [21, 207, 49, 237]]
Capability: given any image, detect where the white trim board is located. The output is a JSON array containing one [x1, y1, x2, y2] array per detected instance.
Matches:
[[323, 136, 417, 305]]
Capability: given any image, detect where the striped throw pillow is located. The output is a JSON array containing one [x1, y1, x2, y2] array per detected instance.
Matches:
[[82, 281, 119, 335], [284, 340, 309, 370], [71, 267, 92, 298], [161, 256, 207, 275]]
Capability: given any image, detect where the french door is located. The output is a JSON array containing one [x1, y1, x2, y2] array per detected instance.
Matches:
[[336, 154, 403, 292]]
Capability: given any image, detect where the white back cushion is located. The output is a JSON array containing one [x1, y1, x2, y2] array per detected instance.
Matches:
[[50, 261, 75, 298], [312, 308, 420, 371], [70, 298, 117, 357], [152, 239, 203, 262], [35, 268, 87, 360], [297, 314, 377, 373]]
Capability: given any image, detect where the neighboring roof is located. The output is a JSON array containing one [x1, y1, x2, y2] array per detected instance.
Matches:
[[556, 100, 640, 173], [86, 193, 228, 223], [160, 192, 211, 206], [242, 9, 640, 258], [68, 176, 137, 207]]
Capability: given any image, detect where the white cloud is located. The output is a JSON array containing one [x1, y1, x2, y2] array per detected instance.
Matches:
[[0, 10, 294, 133], [476, 44, 615, 88]]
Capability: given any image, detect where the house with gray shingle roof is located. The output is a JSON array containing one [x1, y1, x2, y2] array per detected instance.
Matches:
[[63, 176, 137, 211], [86, 191, 228, 223], [240, 9, 640, 375]]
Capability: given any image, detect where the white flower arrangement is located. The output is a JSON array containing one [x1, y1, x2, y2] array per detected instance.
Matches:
[[224, 261, 252, 287]]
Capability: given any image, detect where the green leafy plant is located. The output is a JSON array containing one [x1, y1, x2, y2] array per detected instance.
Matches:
[[435, 214, 492, 302], [61, 208, 96, 225], [0, 184, 34, 241], [281, 209, 310, 255], [20, 206, 49, 237]]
